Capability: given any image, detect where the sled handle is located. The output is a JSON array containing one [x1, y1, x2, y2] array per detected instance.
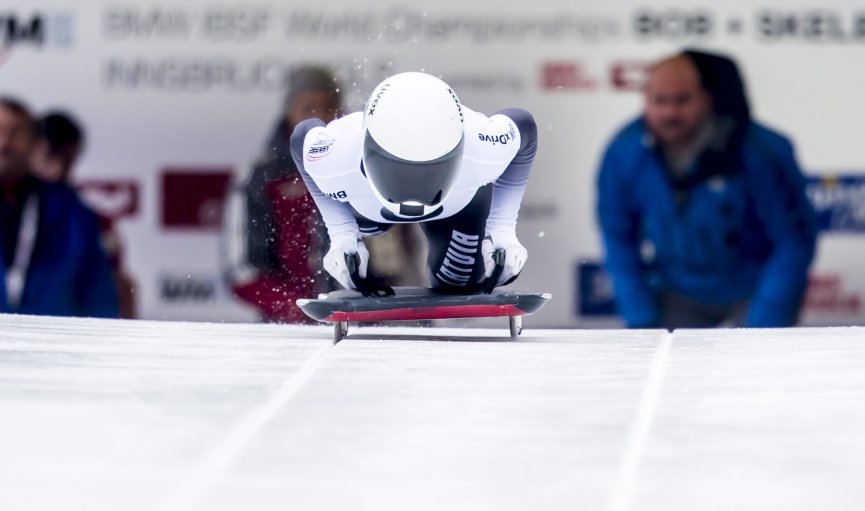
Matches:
[[483, 248, 506, 294], [345, 253, 395, 298]]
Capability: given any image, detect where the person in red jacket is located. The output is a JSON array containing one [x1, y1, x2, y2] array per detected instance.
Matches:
[[224, 66, 342, 322]]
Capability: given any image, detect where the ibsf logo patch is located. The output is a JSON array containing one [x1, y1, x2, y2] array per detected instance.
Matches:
[[306, 136, 335, 161]]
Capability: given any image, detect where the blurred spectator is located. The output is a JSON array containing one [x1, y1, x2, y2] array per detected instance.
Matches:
[[224, 66, 343, 322], [30, 110, 137, 318], [0, 97, 118, 317], [30, 113, 83, 183], [596, 50, 817, 329]]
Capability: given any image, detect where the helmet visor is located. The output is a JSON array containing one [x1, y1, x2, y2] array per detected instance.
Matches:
[[362, 131, 464, 207]]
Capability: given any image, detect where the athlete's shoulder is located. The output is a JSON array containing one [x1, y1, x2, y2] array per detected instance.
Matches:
[[463, 105, 521, 166], [302, 112, 363, 178]]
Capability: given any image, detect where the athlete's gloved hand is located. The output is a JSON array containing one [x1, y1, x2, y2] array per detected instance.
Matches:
[[324, 233, 369, 290], [482, 230, 528, 286]]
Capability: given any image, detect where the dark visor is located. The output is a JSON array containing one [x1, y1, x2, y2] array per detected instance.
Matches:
[[362, 131, 464, 206]]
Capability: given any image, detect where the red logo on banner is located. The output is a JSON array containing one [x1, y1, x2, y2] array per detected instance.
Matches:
[[540, 61, 651, 92], [161, 168, 232, 229], [610, 61, 650, 91], [540, 62, 596, 91], [804, 274, 862, 314], [78, 180, 140, 220]]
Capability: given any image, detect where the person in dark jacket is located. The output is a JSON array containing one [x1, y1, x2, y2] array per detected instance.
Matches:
[[224, 66, 342, 322], [0, 97, 118, 318], [30, 110, 138, 319], [596, 50, 817, 329]]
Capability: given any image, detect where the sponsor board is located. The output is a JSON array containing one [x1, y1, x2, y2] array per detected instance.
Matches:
[[4, 1, 865, 325], [806, 175, 865, 232], [161, 169, 232, 229], [78, 180, 140, 220], [158, 273, 217, 303], [0, 12, 74, 48], [575, 261, 617, 317], [803, 273, 862, 316]]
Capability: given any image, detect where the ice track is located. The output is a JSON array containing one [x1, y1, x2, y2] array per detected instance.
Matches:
[[1, 313, 864, 511]]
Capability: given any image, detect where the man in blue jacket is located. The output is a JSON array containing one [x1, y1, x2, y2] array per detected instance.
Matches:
[[0, 97, 118, 318], [596, 50, 817, 329]]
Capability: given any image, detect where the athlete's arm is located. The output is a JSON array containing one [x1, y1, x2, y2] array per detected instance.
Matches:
[[290, 119, 368, 289], [289, 119, 359, 239], [482, 108, 537, 285], [486, 108, 537, 234]]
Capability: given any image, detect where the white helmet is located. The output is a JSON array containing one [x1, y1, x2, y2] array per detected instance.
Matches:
[[362, 72, 464, 218]]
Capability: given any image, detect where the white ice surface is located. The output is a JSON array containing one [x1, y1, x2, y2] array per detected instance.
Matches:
[[1, 314, 864, 511]]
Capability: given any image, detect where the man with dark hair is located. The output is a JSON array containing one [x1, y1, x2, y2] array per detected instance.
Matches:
[[596, 50, 817, 329], [30, 111, 84, 183], [0, 97, 118, 317], [224, 66, 343, 322], [29, 109, 137, 318]]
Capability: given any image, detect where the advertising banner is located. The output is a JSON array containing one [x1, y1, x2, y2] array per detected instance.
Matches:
[[2, 1, 864, 325]]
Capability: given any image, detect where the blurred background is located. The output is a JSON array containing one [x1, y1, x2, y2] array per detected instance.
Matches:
[[2, 0, 863, 326]]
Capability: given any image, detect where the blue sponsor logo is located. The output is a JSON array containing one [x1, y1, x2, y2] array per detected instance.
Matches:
[[575, 260, 617, 317], [0, 12, 74, 48], [806, 174, 865, 232]]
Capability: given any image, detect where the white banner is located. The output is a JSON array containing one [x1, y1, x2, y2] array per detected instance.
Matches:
[[2, 0, 864, 325]]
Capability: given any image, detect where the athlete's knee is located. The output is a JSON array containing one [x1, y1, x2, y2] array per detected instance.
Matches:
[[427, 230, 485, 291], [429, 269, 485, 293]]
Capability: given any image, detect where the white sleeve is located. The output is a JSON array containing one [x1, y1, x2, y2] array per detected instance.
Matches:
[[290, 119, 359, 241], [486, 108, 538, 234]]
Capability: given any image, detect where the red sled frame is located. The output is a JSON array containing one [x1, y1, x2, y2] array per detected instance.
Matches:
[[296, 288, 551, 343]]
